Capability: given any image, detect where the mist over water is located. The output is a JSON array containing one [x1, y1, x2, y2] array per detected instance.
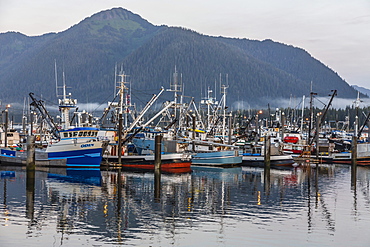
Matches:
[[232, 97, 370, 110]]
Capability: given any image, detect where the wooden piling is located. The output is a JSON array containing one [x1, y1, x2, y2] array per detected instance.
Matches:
[[154, 134, 162, 201], [351, 136, 357, 166], [263, 134, 271, 193], [281, 112, 285, 142], [118, 113, 122, 165], [264, 134, 271, 169], [26, 134, 36, 219], [228, 113, 232, 145], [316, 115, 321, 162], [154, 135, 162, 171], [351, 135, 357, 188], [4, 108, 8, 147], [192, 114, 196, 152], [26, 135, 36, 169]]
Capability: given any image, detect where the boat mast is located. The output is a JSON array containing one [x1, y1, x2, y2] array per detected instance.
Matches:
[[207, 87, 212, 130], [300, 95, 305, 133], [221, 83, 228, 141], [354, 91, 361, 137], [57, 71, 77, 130], [117, 70, 130, 127], [166, 66, 182, 128]]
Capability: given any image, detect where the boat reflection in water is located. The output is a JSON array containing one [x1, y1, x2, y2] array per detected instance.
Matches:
[[47, 168, 102, 186], [1, 164, 370, 246]]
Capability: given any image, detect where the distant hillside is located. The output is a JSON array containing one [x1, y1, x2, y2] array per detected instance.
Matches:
[[352, 85, 370, 97], [0, 7, 363, 109]]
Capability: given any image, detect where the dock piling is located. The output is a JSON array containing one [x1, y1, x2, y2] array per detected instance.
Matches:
[[228, 113, 232, 145], [264, 134, 271, 169], [154, 135, 162, 170], [118, 113, 123, 165], [26, 135, 36, 220], [264, 134, 271, 192], [154, 134, 162, 201], [351, 136, 357, 166], [192, 114, 196, 152], [351, 136, 357, 188], [26, 135, 36, 168], [4, 107, 8, 148]]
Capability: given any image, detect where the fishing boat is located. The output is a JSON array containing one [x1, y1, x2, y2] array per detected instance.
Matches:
[[241, 153, 294, 167], [98, 71, 192, 172], [191, 150, 242, 166], [182, 138, 242, 166], [100, 129, 192, 173], [44, 127, 108, 167], [240, 142, 294, 167], [26, 75, 108, 167], [0, 127, 108, 168], [178, 82, 241, 167], [282, 132, 307, 156], [319, 142, 370, 165], [109, 155, 192, 174]]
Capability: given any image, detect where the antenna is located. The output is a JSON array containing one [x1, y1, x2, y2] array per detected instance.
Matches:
[[219, 73, 222, 96], [214, 79, 217, 101], [114, 63, 117, 96], [54, 59, 58, 98]]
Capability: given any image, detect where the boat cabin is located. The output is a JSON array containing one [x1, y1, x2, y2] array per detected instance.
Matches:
[[60, 127, 99, 139]]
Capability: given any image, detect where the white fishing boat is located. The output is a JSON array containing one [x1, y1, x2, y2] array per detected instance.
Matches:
[[239, 140, 294, 167], [44, 127, 108, 167], [98, 71, 192, 173], [26, 73, 108, 167]]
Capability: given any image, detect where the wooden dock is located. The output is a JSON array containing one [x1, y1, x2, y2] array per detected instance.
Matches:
[[0, 149, 67, 167]]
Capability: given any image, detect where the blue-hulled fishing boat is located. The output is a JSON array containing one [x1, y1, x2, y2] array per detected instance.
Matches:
[[44, 127, 107, 167]]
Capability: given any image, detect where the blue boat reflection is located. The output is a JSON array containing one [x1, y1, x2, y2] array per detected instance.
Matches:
[[48, 168, 102, 186]]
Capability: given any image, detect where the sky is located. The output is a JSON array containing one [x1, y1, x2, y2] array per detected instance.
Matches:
[[1, 0, 370, 90]]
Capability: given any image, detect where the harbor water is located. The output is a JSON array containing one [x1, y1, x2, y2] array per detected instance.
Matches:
[[1, 164, 370, 246]]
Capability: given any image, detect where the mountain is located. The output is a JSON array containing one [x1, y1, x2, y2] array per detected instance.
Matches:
[[0, 7, 362, 109], [352, 85, 370, 97], [0, 8, 162, 105]]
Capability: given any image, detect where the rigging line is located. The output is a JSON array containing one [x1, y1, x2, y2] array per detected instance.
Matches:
[[28, 93, 59, 107], [314, 96, 328, 107], [294, 98, 304, 110], [90, 91, 123, 114], [129, 92, 152, 106], [130, 87, 160, 94]]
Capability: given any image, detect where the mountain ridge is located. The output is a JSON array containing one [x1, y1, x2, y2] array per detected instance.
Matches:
[[0, 7, 363, 109]]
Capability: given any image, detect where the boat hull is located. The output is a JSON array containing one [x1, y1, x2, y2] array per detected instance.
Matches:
[[191, 151, 242, 166], [45, 139, 107, 167], [241, 154, 295, 167], [120, 162, 192, 173], [320, 155, 370, 165], [102, 153, 192, 173], [47, 148, 104, 167]]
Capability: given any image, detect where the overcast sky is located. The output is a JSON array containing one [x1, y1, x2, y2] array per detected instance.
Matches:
[[1, 0, 369, 89]]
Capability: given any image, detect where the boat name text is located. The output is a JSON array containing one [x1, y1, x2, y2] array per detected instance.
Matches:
[[81, 144, 94, 148]]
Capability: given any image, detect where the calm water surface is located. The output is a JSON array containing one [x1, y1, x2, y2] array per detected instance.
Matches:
[[1, 164, 370, 246]]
